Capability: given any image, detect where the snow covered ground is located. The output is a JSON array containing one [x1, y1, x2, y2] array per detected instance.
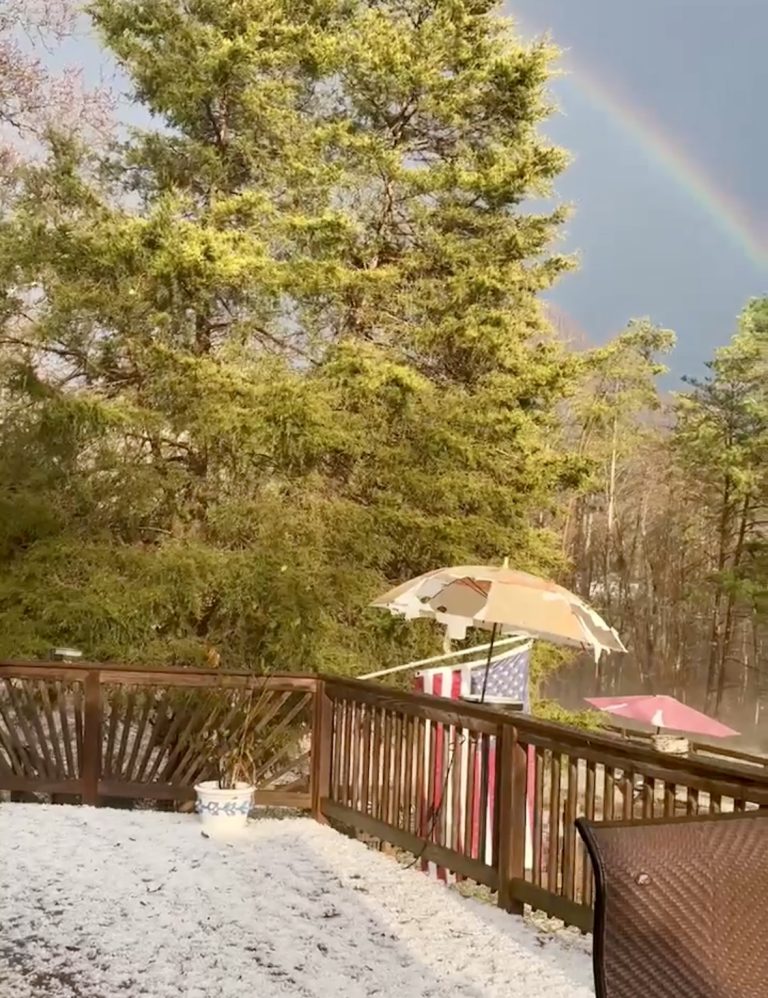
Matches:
[[0, 804, 594, 997]]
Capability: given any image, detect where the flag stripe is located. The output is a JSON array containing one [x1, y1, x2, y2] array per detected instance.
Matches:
[[415, 646, 532, 881]]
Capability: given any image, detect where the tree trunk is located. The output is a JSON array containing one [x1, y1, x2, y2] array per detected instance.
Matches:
[[704, 479, 732, 712], [715, 494, 751, 713]]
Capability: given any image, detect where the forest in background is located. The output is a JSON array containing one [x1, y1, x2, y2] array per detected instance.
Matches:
[[552, 303, 768, 745], [0, 1, 765, 739]]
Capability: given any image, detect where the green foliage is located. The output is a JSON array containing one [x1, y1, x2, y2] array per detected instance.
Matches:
[[674, 297, 768, 683], [529, 641, 570, 694], [568, 317, 675, 488], [675, 298, 768, 506], [0, 0, 583, 671], [531, 699, 604, 731], [675, 299, 768, 601]]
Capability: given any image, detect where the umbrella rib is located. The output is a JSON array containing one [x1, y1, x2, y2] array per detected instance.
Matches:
[[458, 577, 489, 599]]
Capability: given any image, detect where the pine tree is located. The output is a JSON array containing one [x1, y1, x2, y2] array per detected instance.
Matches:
[[0, 0, 581, 669], [675, 298, 768, 712]]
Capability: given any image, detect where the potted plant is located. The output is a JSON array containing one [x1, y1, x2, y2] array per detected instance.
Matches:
[[194, 685, 266, 836], [652, 732, 690, 756]]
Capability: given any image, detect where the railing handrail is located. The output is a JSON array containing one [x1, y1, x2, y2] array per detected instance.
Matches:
[[0, 661, 320, 692], [0, 660, 318, 680], [602, 721, 768, 768]]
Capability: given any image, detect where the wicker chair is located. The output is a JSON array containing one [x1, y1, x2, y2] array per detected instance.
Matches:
[[576, 811, 768, 998]]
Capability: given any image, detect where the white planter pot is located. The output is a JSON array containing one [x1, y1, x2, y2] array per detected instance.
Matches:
[[652, 733, 689, 756], [194, 781, 254, 836]]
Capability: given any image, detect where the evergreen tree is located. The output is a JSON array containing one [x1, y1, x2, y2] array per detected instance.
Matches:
[[675, 297, 768, 711], [0, 0, 581, 669]]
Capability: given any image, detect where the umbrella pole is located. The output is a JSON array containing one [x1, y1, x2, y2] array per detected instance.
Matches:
[[479, 623, 498, 704]]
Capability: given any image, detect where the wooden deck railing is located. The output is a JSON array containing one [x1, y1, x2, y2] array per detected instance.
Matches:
[[0, 662, 316, 809], [319, 677, 768, 932], [3, 661, 768, 933]]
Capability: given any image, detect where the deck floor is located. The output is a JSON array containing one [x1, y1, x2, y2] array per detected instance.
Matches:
[[0, 804, 593, 997]]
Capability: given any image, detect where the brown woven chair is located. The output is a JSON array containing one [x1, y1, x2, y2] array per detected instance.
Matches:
[[576, 811, 768, 998]]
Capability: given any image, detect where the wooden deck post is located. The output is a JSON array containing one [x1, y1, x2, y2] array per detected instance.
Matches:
[[497, 722, 527, 915], [82, 671, 103, 806], [311, 679, 333, 822]]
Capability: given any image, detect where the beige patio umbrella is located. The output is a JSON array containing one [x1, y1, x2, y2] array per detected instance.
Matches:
[[372, 563, 626, 659]]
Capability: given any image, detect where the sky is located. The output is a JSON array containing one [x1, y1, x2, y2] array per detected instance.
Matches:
[[58, 0, 768, 380], [510, 0, 768, 378]]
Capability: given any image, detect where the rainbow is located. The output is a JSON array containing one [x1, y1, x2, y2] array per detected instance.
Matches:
[[518, 20, 768, 271]]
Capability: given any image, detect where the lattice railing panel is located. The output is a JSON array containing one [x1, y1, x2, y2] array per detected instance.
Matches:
[[0, 677, 83, 781], [100, 684, 313, 793]]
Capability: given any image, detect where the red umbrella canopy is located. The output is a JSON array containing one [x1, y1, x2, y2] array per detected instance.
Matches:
[[585, 695, 739, 739]]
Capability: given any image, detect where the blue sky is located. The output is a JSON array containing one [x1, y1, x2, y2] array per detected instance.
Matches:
[[510, 0, 768, 378], [59, 1, 768, 379]]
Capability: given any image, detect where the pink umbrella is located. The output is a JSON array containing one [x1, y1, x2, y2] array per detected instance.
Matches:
[[585, 695, 739, 738]]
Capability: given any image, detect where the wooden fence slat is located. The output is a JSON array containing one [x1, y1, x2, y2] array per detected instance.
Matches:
[[532, 746, 544, 885], [143, 692, 199, 784], [28, 681, 58, 778], [0, 689, 28, 773], [342, 699, 354, 808], [102, 687, 123, 780], [581, 761, 596, 904], [688, 787, 700, 815], [642, 776, 655, 819], [311, 680, 333, 822], [562, 755, 578, 902], [497, 725, 527, 915], [330, 701, 342, 802], [72, 682, 84, 774], [464, 730, 478, 860], [370, 707, 383, 822], [111, 687, 136, 782], [250, 707, 312, 787], [392, 713, 403, 828], [604, 767, 616, 821], [622, 769, 634, 820], [451, 726, 464, 854], [348, 700, 360, 811], [664, 780, 677, 818], [547, 751, 562, 894], [122, 690, 152, 782], [413, 716, 425, 839], [39, 682, 65, 778], [402, 715, 415, 834], [381, 710, 393, 825], [360, 702, 373, 821], [171, 694, 237, 787], [82, 671, 102, 805], [4, 681, 48, 778], [437, 723, 451, 851], [425, 720, 437, 845], [156, 690, 219, 784]]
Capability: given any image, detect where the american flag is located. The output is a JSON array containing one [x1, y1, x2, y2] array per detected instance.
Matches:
[[414, 643, 533, 882], [416, 643, 531, 705], [469, 645, 531, 705]]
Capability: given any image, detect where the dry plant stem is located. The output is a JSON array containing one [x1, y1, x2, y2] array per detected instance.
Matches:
[[217, 679, 272, 789]]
